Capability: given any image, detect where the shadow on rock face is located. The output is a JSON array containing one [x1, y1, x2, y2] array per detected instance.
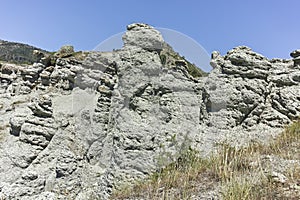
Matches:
[[0, 24, 300, 199]]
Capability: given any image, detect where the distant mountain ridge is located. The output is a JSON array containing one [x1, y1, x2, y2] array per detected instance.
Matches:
[[0, 39, 48, 64]]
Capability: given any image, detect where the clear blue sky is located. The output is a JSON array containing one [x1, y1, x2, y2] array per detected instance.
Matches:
[[1, 0, 299, 60]]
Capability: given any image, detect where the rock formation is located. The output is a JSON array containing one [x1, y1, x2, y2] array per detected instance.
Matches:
[[0, 23, 299, 199]]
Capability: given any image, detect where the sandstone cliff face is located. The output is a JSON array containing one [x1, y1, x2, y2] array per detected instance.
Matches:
[[0, 24, 299, 199]]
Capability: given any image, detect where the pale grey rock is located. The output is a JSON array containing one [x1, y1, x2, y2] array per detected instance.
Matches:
[[293, 56, 300, 66], [28, 95, 53, 118], [271, 171, 288, 184], [10, 116, 25, 136], [211, 51, 220, 59], [0, 63, 19, 74], [194, 46, 300, 153], [0, 24, 299, 199], [39, 70, 51, 86], [290, 49, 300, 66], [55, 45, 75, 58], [290, 49, 300, 58], [22, 171, 38, 181], [123, 23, 164, 51]]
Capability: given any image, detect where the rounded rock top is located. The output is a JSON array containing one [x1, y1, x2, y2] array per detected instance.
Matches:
[[126, 23, 154, 30], [290, 50, 300, 58], [123, 23, 164, 51]]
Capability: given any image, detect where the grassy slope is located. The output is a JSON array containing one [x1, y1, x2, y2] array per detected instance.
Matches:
[[111, 120, 300, 199]]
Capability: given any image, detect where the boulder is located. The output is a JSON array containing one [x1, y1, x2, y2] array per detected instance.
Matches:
[[122, 23, 164, 51], [55, 45, 74, 58], [290, 49, 300, 58], [290, 50, 300, 66]]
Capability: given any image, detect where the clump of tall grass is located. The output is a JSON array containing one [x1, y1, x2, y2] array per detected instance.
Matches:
[[111, 120, 300, 199]]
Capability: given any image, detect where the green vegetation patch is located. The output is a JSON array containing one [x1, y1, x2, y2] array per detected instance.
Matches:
[[159, 43, 208, 78]]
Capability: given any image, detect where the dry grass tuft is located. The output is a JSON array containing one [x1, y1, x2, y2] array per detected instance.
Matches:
[[111, 120, 300, 199]]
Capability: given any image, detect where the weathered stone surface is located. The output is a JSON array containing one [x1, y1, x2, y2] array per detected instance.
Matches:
[[290, 49, 300, 58], [123, 23, 164, 51], [55, 45, 75, 58], [197, 46, 300, 151], [28, 95, 53, 118], [0, 23, 299, 199]]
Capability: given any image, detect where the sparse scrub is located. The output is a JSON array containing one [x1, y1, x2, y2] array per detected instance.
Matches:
[[159, 43, 207, 78], [221, 178, 253, 200], [112, 147, 218, 199], [111, 120, 300, 199]]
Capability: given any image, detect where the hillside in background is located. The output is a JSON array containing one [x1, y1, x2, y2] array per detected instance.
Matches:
[[0, 23, 299, 199], [0, 40, 48, 64], [159, 42, 208, 77]]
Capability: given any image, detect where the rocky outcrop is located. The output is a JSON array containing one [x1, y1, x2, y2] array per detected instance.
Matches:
[[123, 23, 164, 51], [0, 23, 299, 199], [197, 46, 300, 151], [291, 49, 300, 66]]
